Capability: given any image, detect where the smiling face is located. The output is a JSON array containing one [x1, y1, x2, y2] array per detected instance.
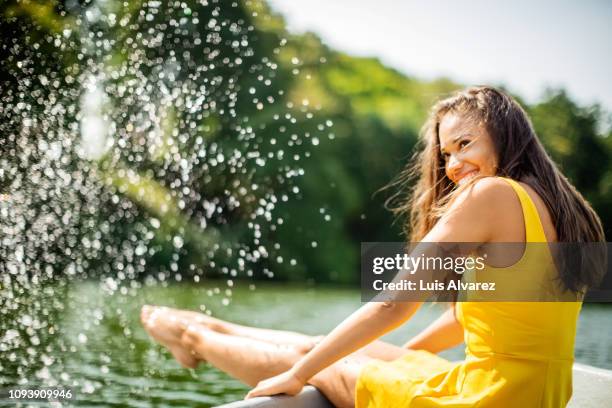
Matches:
[[438, 112, 499, 186]]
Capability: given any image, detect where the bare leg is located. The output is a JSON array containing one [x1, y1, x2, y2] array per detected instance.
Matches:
[[143, 305, 404, 361], [159, 306, 323, 348], [142, 307, 310, 384], [180, 325, 306, 386], [143, 307, 408, 407], [309, 354, 373, 408], [181, 325, 399, 408]]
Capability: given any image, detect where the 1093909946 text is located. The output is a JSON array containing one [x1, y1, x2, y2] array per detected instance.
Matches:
[[1, 388, 75, 401]]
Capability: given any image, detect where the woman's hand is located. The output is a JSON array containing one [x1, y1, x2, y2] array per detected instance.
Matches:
[[245, 369, 306, 399]]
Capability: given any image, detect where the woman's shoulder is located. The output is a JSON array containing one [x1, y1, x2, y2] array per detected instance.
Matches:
[[450, 176, 519, 211], [442, 176, 526, 242]]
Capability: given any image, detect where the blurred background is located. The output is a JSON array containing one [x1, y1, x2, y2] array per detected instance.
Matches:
[[1, 0, 611, 406]]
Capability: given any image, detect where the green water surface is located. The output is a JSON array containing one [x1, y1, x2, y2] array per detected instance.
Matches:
[[2, 281, 611, 407]]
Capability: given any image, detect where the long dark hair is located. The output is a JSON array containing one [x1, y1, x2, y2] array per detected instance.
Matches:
[[386, 86, 605, 293]]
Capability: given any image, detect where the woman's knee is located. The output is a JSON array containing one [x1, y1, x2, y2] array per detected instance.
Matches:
[[309, 356, 367, 408], [295, 334, 325, 355]]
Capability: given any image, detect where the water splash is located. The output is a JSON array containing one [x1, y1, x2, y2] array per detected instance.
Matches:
[[0, 0, 325, 394]]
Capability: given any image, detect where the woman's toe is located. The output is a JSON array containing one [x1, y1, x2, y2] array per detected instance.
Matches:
[[140, 305, 154, 326]]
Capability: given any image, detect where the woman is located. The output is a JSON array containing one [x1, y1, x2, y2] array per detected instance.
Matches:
[[141, 86, 605, 407]]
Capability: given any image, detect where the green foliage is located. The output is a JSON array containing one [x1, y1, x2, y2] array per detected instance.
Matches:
[[529, 90, 612, 236], [251, 4, 612, 283], [2, 0, 611, 286]]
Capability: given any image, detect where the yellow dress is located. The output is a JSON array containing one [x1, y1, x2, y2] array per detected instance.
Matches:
[[355, 177, 582, 408]]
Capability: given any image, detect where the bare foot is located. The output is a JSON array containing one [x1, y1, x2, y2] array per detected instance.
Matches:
[[180, 324, 212, 360], [141, 305, 201, 369]]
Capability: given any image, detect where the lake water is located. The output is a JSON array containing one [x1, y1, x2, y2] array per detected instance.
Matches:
[[2, 281, 611, 407]]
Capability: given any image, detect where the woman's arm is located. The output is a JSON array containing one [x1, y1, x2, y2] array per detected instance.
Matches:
[[403, 305, 464, 353], [291, 300, 421, 380], [290, 302, 463, 389], [245, 299, 423, 399]]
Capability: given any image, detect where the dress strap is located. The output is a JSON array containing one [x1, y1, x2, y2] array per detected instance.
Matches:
[[497, 177, 548, 243]]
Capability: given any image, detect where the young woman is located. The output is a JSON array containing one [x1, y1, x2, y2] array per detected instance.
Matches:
[[141, 86, 605, 407]]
